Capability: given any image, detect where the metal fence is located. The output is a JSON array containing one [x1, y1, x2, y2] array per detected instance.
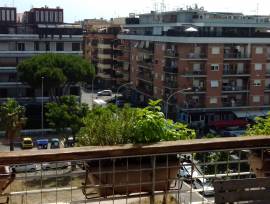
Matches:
[[0, 136, 269, 204]]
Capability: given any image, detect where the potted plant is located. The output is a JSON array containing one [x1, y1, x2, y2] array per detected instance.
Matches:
[[77, 100, 195, 198], [245, 115, 270, 177]]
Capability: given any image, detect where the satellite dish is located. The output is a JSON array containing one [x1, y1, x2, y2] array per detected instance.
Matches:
[[185, 27, 198, 32]]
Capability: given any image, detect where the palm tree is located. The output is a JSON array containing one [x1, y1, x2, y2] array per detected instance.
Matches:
[[0, 99, 26, 151]]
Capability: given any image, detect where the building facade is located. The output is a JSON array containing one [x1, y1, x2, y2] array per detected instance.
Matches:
[[83, 22, 130, 89], [0, 6, 83, 128], [118, 7, 270, 127]]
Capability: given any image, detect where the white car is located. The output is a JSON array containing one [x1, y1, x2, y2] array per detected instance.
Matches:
[[12, 164, 38, 173], [97, 90, 112, 96], [42, 162, 70, 170], [179, 162, 199, 180], [193, 178, 214, 196]]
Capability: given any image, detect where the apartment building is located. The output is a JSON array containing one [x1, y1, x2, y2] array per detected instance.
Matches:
[[0, 6, 83, 128], [118, 7, 270, 127], [83, 22, 130, 89]]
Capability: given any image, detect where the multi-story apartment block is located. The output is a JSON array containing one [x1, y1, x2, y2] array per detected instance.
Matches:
[[118, 7, 270, 127], [0, 6, 83, 128], [83, 23, 130, 89]]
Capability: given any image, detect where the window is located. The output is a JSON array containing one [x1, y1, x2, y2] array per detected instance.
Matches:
[[72, 43, 81, 51], [56, 42, 64, 51], [210, 80, 219, 88], [35, 11, 39, 22], [210, 97, 218, 104], [45, 42, 50, 51], [211, 47, 220, 54], [2, 10, 5, 21], [253, 79, 261, 86], [45, 11, 49, 22], [253, 96, 260, 103], [255, 63, 262, 71], [211, 64, 219, 71], [6, 10, 10, 21], [17, 43, 25, 51], [255, 47, 263, 54], [155, 73, 158, 79], [34, 42, 39, 51]]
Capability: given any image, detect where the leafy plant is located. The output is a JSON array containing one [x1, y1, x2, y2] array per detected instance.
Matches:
[[0, 99, 26, 151], [245, 115, 270, 135], [45, 95, 89, 139], [77, 100, 195, 146]]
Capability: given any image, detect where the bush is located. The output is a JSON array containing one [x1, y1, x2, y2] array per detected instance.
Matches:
[[76, 100, 195, 146]]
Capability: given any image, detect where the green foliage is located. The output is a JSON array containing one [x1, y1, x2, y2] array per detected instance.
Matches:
[[0, 99, 26, 151], [77, 100, 195, 146], [17, 53, 95, 96], [0, 98, 26, 130], [45, 95, 89, 136], [245, 115, 270, 135]]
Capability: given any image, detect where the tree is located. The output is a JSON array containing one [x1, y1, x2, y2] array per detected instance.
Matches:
[[0, 99, 26, 151], [245, 115, 270, 135], [45, 95, 89, 139], [17, 53, 95, 100]]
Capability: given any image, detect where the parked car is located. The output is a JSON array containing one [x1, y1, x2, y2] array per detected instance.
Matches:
[[42, 162, 70, 170], [11, 164, 38, 173], [178, 162, 199, 180], [21, 137, 33, 149], [64, 136, 75, 148], [36, 139, 49, 149], [97, 90, 112, 96], [193, 177, 214, 196], [50, 138, 60, 149]]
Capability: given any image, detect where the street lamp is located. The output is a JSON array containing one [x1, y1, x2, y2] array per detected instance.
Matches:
[[165, 88, 191, 119], [115, 82, 133, 105], [41, 76, 44, 137]]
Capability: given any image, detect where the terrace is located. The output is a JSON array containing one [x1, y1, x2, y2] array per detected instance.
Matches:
[[0, 136, 269, 203]]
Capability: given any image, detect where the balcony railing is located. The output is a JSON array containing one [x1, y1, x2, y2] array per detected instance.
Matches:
[[137, 61, 154, 69], [164, 80, 178, 88], [1, 136, 268, 203], [222, 86, 248, 92], [137, 73, 154, 83], [164, 67, 178, 73], [184, 53, 207, 59], [223, 69, 250, 75], [164, 49, 178, 58], [224, 53, 250, 59], [222, 100, 248, 107], [182, 70, 206, 76]]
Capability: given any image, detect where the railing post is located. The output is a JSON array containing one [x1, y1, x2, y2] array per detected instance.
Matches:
[[150, 156, 156, 204]]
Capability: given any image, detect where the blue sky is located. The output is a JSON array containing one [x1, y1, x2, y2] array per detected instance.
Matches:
[[0, 0, 269, 23]]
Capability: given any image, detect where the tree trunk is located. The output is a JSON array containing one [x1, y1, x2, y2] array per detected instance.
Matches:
[[8, 130, 15, 152]]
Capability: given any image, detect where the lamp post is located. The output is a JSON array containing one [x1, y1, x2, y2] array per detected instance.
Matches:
[[91, 77, 95, 106], [115, 82, 133, 105], [165, 88, 191, 119], [41, 76, 44, 137]]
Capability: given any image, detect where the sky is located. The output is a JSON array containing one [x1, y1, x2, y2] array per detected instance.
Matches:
[[0, 0, 270, 23]]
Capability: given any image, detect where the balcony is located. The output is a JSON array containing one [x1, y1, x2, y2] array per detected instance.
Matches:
[[137, 61, 154, 70], [224, 53, 250, 60], [182, 70, 206, 77], [222, 86, 248, 92], [222, 100, 248, 107], [0, 136, 270, 203], [182, 53, 207, 60], [223, 68, 250, 76], [164, 49, 178, 58], [163, 80, 178, 89], [137, 72, 153, 83]]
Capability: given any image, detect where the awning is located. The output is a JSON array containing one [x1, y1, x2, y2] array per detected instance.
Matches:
[[233, 110, 270, 118]]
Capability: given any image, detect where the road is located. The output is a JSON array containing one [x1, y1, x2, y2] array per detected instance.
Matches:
[[80, 87, 121, 108]]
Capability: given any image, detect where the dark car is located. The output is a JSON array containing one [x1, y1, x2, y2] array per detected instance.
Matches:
[[36, 139, 49, 149], [50, 138, 60, 149], [64, 136, 75, 148]]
